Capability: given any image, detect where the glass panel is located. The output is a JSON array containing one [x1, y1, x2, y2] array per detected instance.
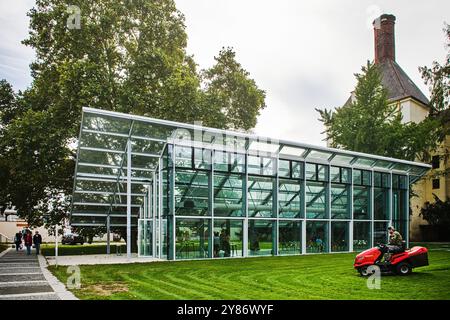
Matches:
[[247, 155, 261, 175], [214, 173, 244, 217], [306, 221, 328, 253], [362, 170, 371, 186], [138, 219, 153, 256], [317, 165, 327, 181], [175, 218, 210, 259], [248, 219, 274, 256], [279, 221, 301, 255], [291, 161, 303, 179], [194, 148, 211, 170], [330, 166, 340, 182], [306, 150, 332, 161], [305, 163, 317, 180], [353, 186, 370, 220], [279, 178, 302, 218], [230, 153, 245, 173], [248, 176, 274, 218], [392, 187, 408, 238], [279, 146, 307, 158], [353, 169, 362, 185], [353, 222, 371, 251], [331, 154, 355, 165], [374, 221, 388, 245], [262, 157, 275, 176], [331, 184, 350, 219], [341, 168, 350, 183], [374, 187, 389, 220], [279, 160, 290, 178], [331, 222, 349, 252], [83, 113, 131, 134], [306, 181, 327, 219], [175, 170, 209, 216], [174, 146, 192, 168], [353, 157, 376, 167], [214, 150, 229, 172], [213, 219, 243, 258]]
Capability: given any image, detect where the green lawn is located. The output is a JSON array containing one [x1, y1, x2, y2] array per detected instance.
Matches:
[[49, 243, 450, 300], [41, 243, 126, 256]]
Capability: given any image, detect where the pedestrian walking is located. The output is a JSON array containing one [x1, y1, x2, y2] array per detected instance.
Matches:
[[14, 231, 22, 251], [24, 230, 33, 255], [33, 230, 42, 255]]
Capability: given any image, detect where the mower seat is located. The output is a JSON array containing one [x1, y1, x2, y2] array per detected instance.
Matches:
[[390, 241, 407, 254]]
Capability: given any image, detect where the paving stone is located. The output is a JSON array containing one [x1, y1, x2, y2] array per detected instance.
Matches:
[[0, 285, 54, 295], [0, 293, 60, 300], [0, 274, 46, 282]]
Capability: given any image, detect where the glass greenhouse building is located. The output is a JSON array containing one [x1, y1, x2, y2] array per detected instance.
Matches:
[[71, 107, 431, 260]]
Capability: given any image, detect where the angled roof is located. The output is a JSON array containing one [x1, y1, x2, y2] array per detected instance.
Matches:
[[378, 60, 429, 106], [343, 60, 429, 108]]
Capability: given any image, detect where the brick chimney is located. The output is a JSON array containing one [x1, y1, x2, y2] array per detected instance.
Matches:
[[373, 14, 396, 63]]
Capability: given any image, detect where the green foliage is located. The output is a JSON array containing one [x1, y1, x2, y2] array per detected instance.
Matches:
[[317, 61, 440, 161], [419, 23, 450, 115], [1, 0, 266, 230], [420, 194, 450, 226]]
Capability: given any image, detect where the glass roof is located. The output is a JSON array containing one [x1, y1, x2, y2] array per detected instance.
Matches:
[[71, 107, 431, 227]]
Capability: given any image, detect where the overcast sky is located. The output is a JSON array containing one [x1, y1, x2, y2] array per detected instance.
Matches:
[[0, 1, 448, 146]]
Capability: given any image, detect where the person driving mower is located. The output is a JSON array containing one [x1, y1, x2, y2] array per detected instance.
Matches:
[[378, 226, 404, 263]]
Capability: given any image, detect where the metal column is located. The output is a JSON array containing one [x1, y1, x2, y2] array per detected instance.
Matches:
[[126, 139, 132, 259]]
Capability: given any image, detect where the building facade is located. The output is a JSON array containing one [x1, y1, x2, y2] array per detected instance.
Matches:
[[71, 107, 429, 259]]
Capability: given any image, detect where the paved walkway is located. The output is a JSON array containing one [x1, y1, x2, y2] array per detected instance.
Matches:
[[0, 247, 59, 300], [45, 253, 160, 266]]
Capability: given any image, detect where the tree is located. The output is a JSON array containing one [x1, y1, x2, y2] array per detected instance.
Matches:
[[316, 61, 440, 162], [419, 23, 450, 179], [419, 23, 450, 115], [420, 194, 450, 226], [201, 47, 266, 130], [1, 1, 266, 236]]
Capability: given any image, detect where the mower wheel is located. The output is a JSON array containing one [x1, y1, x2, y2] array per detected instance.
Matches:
[[396, 262, 412, 276], [358, 266, 373, 277]]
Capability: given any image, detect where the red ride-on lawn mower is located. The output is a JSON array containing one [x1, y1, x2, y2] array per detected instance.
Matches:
[[354, 241, 429, 276]]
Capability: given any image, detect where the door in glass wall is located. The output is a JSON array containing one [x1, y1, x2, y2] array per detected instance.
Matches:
[[374, 221, 389, 245], [213, 219, 243, 258], [331, 222, 349, 252], [138, 219, 153, 257], [353, 221, 371, 251], [175, 218, 210, 259], [279, 221, 301, 255], [306, 221, 328, 253], [248, 220, 274, 256]]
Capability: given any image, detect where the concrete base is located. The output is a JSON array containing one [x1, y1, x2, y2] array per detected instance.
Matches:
[[45, 254, 160, 266]]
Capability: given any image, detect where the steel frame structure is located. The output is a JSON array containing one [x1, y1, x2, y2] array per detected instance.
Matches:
[[71, 107, 430, 259]]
